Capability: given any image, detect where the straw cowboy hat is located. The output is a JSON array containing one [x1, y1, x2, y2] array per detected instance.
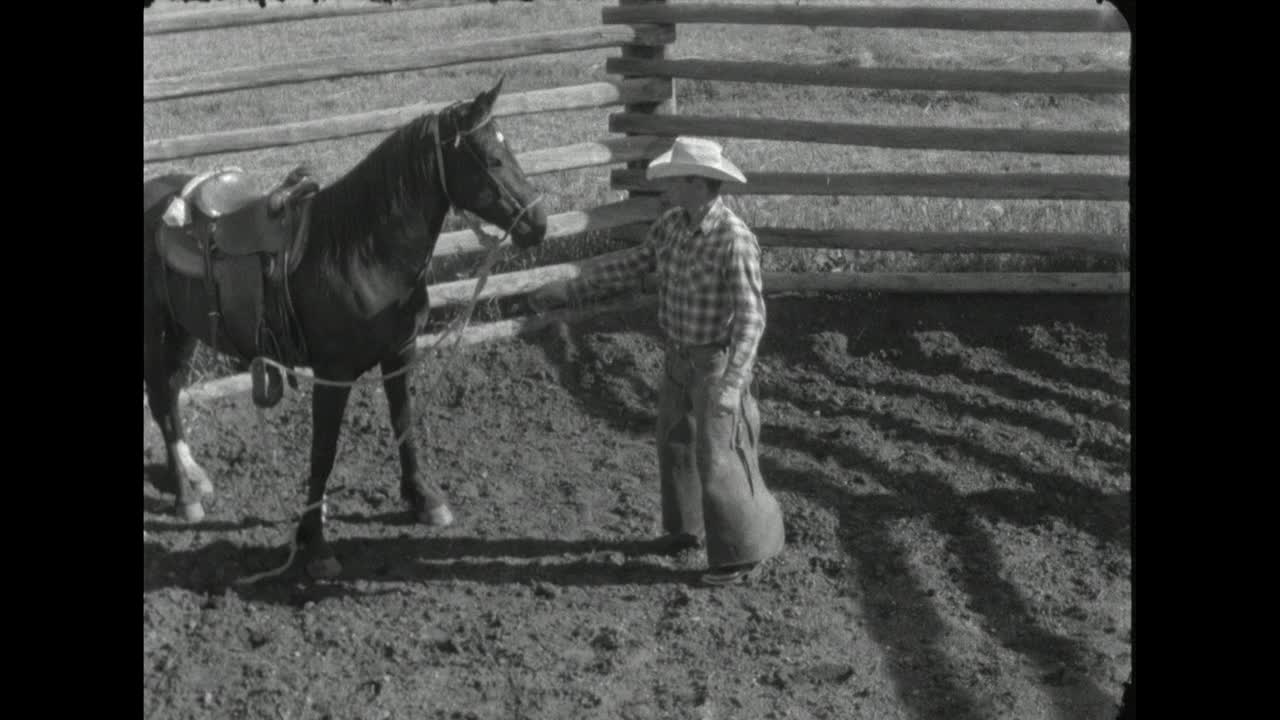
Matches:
[[645, 136, 747, 184]]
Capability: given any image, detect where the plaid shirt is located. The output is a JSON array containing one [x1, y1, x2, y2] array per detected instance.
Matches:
[[566, 196, 766, 389]]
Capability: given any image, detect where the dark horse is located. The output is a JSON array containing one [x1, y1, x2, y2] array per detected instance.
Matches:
[[143, 79, 547, 578]]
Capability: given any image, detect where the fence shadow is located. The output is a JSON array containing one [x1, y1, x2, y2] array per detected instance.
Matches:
[[886, 331, 1130, 433], [761, 451, 1118, 720], [523, 292, 1129, 720], [763, 387, 1129, 548]]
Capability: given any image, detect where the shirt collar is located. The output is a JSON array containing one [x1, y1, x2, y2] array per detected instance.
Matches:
[[688, 196, 726, 236]]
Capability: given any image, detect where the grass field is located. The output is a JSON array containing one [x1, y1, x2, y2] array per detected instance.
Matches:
[[143, 0, 1130, 377]]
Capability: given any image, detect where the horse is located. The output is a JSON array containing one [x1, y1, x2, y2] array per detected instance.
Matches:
[[143, 78, 548, 578]]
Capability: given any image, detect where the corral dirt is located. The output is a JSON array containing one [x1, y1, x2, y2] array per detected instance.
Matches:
[[144, 293, 1132, 720]]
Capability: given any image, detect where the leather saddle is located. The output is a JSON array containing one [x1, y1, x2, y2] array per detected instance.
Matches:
[[156, 166, 317, 280], [154, 165, 320, 407]]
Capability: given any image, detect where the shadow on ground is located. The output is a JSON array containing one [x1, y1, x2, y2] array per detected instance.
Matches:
[[522, 292, 1130, 720]]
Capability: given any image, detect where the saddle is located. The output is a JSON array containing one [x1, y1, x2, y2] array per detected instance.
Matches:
[[155, 165, 320, 408]]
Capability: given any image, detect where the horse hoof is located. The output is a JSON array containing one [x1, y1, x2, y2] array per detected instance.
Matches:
[[306, 556, 342, 579], [178, 501, 205, 523], [175, 442, 214, 497], [189, 468, 214, 497], [418, 504, 455, 527]]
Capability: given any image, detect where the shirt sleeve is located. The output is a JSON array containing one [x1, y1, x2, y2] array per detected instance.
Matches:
[[563, 220, 662, 306], [721, 227, 767, 389]]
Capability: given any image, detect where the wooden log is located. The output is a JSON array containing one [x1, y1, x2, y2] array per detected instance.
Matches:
[[761, 271, 1129, 294], [146, 25, 676, 102], [144, 79, 672, 163], [420, 295, 658, 350], [145, 268, 1124, 407], [430, 240, 1129, 307], [609, 112, 1128, 156], [602, 4, 1129, 33], [429, 246, 645, 308], [518, 135, 674, 176], [434, 196, 663, 258], [605, 58, 1129, 95], [142, 373, 254, 407], [753, 228, 1128, 257], [143, 295, 658, 406], [144, 0, 469, 36], [612, 169, 1130, 201]]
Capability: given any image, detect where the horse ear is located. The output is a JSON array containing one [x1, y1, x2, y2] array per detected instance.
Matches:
[[466, 76, 504, 129]]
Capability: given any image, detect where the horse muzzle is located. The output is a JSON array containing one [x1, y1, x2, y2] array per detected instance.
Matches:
[[510, 203, 548, 249]]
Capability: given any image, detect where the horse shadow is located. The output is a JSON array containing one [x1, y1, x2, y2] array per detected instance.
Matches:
[[143, 531, 705, 607], [523, 292, 1130, 720]]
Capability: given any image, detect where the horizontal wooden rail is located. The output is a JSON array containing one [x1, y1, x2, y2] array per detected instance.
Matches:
[[754, 228, 1127, 257], [144, 79, 672, 162], [517, 135, 674, 176], [606, 58, 1129, 95], [144, 0, 470, 36], [609, 112, 1128, 156], [430, 249, 1129, 307], [434, 196, 663, 258], [613, 169, 1130, 201], [420, 296, 658, 350], [146, 25, 675, 102], [430, 256, 601, 308], [145, 264, 1125, 407], [603, 4, 1129, 33], [141, 295, 658, 407], [762, 271, 1128, 294]]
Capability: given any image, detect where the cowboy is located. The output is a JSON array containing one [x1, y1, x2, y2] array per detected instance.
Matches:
[[529, 136, 785, 586]]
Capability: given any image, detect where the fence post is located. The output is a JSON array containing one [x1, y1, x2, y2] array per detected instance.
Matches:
[[612, 0, 676, 241]]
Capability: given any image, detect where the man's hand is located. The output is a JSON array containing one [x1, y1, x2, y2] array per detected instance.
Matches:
[[710, 380, 741, 416], [528, 280, 571, 315]]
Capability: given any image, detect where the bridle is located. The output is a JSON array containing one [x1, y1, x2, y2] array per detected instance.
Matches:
[[380, 103, 545, 359], [431, 102, 544, 254]]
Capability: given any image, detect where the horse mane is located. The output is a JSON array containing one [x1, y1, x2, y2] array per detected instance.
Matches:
[[306, 106, 458, 284]]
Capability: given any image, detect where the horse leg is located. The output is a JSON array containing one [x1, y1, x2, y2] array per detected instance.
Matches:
[[144, 313, 213, 522], [295, 380, 352, 579], [382, 349, 454, 527]]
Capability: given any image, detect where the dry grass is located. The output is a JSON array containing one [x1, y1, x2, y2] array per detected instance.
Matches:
[[143, 0, 1130, 380]]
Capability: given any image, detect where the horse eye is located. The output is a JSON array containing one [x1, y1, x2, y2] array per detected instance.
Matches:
[[496, 131, 505, 144]]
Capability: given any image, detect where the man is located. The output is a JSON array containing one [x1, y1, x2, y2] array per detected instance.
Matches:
[[529, 136, 785, 586]]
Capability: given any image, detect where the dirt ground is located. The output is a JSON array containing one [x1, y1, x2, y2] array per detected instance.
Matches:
[[143, 293, 1132, 720]]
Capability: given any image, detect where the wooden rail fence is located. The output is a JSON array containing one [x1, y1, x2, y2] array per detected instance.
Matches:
[[143, 0, 1131, 388]]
